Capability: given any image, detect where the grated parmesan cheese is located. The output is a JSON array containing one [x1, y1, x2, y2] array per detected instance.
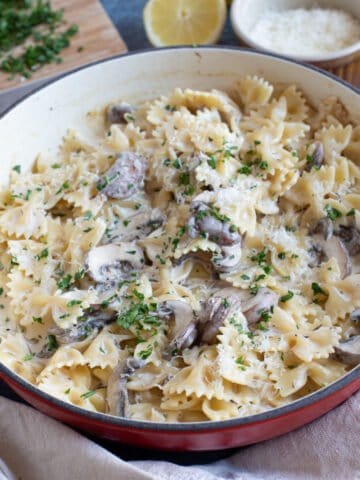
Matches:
[[250, 8, 360, 56]]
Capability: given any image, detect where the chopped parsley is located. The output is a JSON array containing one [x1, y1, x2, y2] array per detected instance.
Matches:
[[346, 208, 355, 217], [57, 274, 72, 291], [179, 171, 190, 186], [74, 269, 85, 281], [280, 291, 294, 302], [278, 252, 286, 259], [55, 181, 70, 195], [23, 353, 34, 361], [325, 204, 342, 221], [45, 334, 58, 352], [207, 155, 217, 169], [241, 274, 250, 280], [235, 356, 246, 370], [1, 22, 79, 79], [80, 390, 96, 399], [66, 300, 82, 308], [311, 282, 326, 295], [138, 344, 153, 360], [12, 165, 21, 173], [258, 160, 269, 170], [96, 173, 119, 192], [10, 256, 19, 266], [35, 247, 48, 261], [238, 165, 251, 175], [222, 298, 230, 308], [32, 316, 43, 324], [172, 158, 181, 169], [117, 299, 159, 331]]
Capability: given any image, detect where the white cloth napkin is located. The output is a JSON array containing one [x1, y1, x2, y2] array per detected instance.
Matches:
[[0, 391, 359, 480]]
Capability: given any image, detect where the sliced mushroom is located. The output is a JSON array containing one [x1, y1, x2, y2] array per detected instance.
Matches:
[[97, 151, 146, 199], [211, 243, 242, 273], [336, 224, 360, 256], [37, 307, 116, 357], [334, 335, 360, 366], [174, 251, 216, 277], [310, 217, 333, 241], [305, 141, 324, 172], [322, 236, 351, 278], [107, 102, 134, 124], [310, 218, 351, 278], [158, 300, 197, 357], [239, 287, 279, 325], [85, 243, 144, 283], [350, 309, 360, 324], [107, 357, 146, 417], [200, 286, 279, 344], [188, 202, 241, 246], [199, 288, 242, 344]]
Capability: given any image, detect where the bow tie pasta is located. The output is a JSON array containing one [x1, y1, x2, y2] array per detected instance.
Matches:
[[0, 76, 359, 422]]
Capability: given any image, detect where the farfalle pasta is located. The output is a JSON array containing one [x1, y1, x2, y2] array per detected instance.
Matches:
[[0, 76, 359, 423]]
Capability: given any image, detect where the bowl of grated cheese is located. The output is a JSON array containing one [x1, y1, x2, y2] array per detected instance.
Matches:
[[231, 0, 360, 68]]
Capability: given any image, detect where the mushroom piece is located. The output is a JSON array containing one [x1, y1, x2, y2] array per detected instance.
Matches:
[[336, 224, 360, 257], [199, 287, 279, 344], [85, 243, 145, 283], [239, 287, 279, 325], [310, 217, 333, 241], [37, 307, 116, 358], [350, 309, 360, 324], [107, 357, 146, 417], [187, 202, 241, 246], [107, 102, 134, 124], [334, 336, 360, 366], [174, 251, 217, 277], [319, 235, 351, 278], [305, 141, 324, 172], [211, 243, 243, 273], [158, 300, 197, 357], [97, 151, 146, 199], [310, 219, 352, 278], [113, 208, 166, 243], [199, 288, 242, 344]]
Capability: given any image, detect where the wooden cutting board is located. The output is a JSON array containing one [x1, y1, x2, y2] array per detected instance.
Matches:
[[0, 0, 127, 93]]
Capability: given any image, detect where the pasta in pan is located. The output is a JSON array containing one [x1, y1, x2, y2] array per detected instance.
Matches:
[[0, 76, 359, 422]]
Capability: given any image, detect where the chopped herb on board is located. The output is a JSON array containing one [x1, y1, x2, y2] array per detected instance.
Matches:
[[0, 1, 79, 79]]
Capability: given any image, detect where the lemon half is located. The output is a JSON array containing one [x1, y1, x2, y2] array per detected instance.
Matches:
[[143, 0, 227, 47]]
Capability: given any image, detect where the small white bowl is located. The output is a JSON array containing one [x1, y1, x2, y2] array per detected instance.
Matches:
[[230, 0, 360, 68]]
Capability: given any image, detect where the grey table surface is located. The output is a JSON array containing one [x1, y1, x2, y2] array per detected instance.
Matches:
[[0, 0, 240, 464]]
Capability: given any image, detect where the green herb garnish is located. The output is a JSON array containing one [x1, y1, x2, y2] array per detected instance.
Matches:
[[325, 204, 342, 221], [35, 247, 48, 261], [280, 291, 294, 302]]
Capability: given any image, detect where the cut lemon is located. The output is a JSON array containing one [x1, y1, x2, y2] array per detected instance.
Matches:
[[143, 0, 227, 47]]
